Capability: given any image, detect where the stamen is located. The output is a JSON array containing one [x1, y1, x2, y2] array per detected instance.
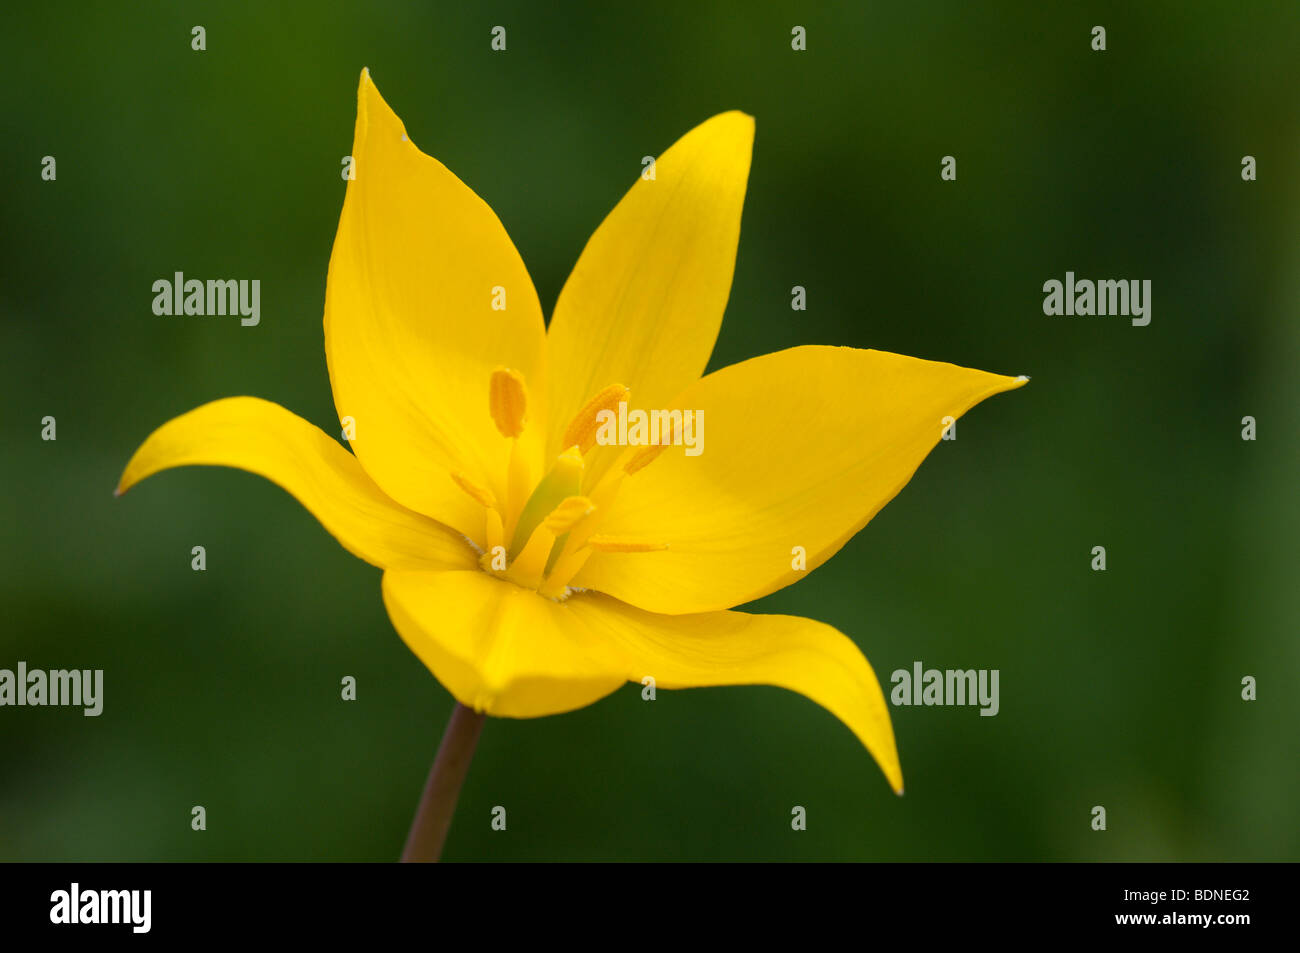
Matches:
[[561, 383, 629, 454], [586, 535, 669, 553], [543, 496, 595, 534], [547, 467, 622, 569], [489, 367, 528, 438], [539, 528, 667, 599], [474, 372, 673, 596], [451, 470, 497, 509], [504, 437, 531, 542], [547, 437, 663, 568], [623, 441, 667, 475]]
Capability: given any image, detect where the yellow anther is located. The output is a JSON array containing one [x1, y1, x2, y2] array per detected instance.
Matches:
[[543, 496, 595, 534], [586, 535, 669, 553], [451, 470, 497, 509], [489, 367, 528, 438], [561, 383, 630, 454], [623, 441, 667, 475]]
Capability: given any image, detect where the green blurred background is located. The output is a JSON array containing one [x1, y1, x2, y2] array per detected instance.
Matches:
[[2, 1, 1296, 861]]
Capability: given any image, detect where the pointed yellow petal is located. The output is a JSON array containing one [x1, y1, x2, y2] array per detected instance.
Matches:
[[117, 397, 475, 572], [595, 598, 903, 794], [382, 573, 901, 791], [545, 110, 754, 481], [382, 570, 628, 717], [574, 346, 1027, 613], [586, 535, 668, 553], [325, 70, 547, 540]]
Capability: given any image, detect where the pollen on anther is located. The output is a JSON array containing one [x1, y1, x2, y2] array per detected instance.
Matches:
[[561, 383, 629, 454], [489, 367, 528, 438], [451, 470, 497, 509], [543, 496, 595, 534], [623, 442, 667, 475], [586, 535, 669, 553]]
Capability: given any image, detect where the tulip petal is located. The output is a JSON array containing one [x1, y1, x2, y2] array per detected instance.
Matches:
[[573, 346, 1027, 613], [325, 70, 548, 541], [600, 598, 903, 794], [545, 110, 754, 481], [382, 570, 629, 718], [118, 397, 476, 572], [382, 571, 901, 791]]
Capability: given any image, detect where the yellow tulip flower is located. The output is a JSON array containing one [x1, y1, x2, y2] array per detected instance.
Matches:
[[119, 69, 1026, 857]]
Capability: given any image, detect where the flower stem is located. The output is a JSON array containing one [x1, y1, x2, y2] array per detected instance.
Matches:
[[400, 702, 485, 862]]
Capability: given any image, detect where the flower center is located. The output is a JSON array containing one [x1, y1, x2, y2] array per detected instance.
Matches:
[[450, 368, 668, 600]]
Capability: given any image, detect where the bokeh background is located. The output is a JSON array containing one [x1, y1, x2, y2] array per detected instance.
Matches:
[[2, 1, 1296, 861]]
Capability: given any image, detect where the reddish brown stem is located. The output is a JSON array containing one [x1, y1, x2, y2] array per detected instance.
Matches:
[[400, 703, 485, 862]]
